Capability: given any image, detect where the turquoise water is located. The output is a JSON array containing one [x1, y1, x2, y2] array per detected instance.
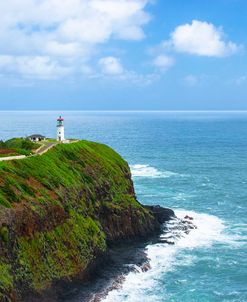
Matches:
[[0, 111, 246, 302]]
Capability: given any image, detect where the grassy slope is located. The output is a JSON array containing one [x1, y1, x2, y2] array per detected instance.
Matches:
[[0, 141, 151, 300], [0, 138, 40, 157]]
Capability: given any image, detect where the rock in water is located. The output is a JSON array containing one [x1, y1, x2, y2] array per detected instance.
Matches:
[[145, 205, 175, 224]]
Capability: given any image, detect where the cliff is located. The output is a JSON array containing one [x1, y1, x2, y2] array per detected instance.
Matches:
[[0, 141, 173, 301]]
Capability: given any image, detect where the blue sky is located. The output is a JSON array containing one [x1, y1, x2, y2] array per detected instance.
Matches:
[[0, 0, 247, 110]]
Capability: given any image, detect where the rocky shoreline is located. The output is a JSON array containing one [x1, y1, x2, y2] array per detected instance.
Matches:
[[17, 206, 198, 302], [59, 241, 152, 302], [22, 206, 175, 302], [57, 208, 197, 302]]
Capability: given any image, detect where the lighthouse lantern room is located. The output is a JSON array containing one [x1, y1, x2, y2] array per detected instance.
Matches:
[[57, 116, 65, 142]]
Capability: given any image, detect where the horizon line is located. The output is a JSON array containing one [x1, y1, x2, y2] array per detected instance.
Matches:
[[1, 110, 247, 113]]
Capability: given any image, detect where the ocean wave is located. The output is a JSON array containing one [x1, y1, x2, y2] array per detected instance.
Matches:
[[130, 164, 178, 178], [102, 210, 228, 302]]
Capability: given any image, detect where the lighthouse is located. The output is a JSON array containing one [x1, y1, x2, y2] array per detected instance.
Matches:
[[57, 116, 65, 142]]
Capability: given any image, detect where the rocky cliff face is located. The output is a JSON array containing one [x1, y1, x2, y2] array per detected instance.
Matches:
[[0, 141, 174, 301]]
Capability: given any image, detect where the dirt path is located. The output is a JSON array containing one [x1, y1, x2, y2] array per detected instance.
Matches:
[[0, 140, 79, 161], [0, 143, 56, 161], [35, 143, 56, 155], [0, 155, 26, 162]]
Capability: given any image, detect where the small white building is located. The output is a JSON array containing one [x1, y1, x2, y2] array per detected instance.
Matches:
[[27, 134, 46, 142], [57, 116, 65, 142]]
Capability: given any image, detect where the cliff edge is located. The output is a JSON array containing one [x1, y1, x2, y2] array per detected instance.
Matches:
[[0, 141, 173, 301]]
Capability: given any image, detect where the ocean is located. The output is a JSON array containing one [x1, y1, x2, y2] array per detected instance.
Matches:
[[1, 111, 246, 302]]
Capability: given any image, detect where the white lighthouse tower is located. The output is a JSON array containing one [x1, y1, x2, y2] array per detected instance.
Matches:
[[57, 116, 65, 142]]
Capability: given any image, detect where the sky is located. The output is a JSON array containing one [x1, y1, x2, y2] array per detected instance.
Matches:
[[0, 0, 247, 110]]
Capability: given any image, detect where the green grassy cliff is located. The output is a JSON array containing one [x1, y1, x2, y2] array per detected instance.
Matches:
[[0, 138, 39, 157], [0, 141, 158, 301]]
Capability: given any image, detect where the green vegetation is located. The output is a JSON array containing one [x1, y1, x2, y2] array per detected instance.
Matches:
[[0, 138, 40, 156], [46, 138, 57, 143], [0, 140, 152, 299], [17, 212, 106, 290], [0, 226, 9, 243], [0, 140, 137, 208], [0, 263, 13, 301]]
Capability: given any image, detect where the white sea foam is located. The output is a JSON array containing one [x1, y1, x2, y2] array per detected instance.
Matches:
[[130, 164, 178, 178], [102, 210, 228, 302]]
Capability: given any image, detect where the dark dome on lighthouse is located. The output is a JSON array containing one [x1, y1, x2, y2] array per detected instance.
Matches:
[[57, 116, 64, 122]]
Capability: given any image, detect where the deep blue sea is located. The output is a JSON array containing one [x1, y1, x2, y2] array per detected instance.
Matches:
[[1, 111, 246, 302]]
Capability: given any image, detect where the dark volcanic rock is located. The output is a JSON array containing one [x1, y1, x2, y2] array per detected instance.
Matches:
[[145, 205, 175, 224]]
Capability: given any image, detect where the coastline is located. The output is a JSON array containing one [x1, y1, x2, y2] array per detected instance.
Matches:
[[57, 239, 154, 302], [21, 206, 176, 302], [58, 210, 197, 302]]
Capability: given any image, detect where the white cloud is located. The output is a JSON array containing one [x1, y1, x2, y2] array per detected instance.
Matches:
[[122, 71, 159, 86], [0, 55, 71, 79], [98, 56, 124, 75], [152, 55, 175, 71], [169, 20, 240, 57], [96, 56, 158, 85], [183, 75, 199, 87], [0, 0, 151, 79], [44, 41, 81, 57]]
